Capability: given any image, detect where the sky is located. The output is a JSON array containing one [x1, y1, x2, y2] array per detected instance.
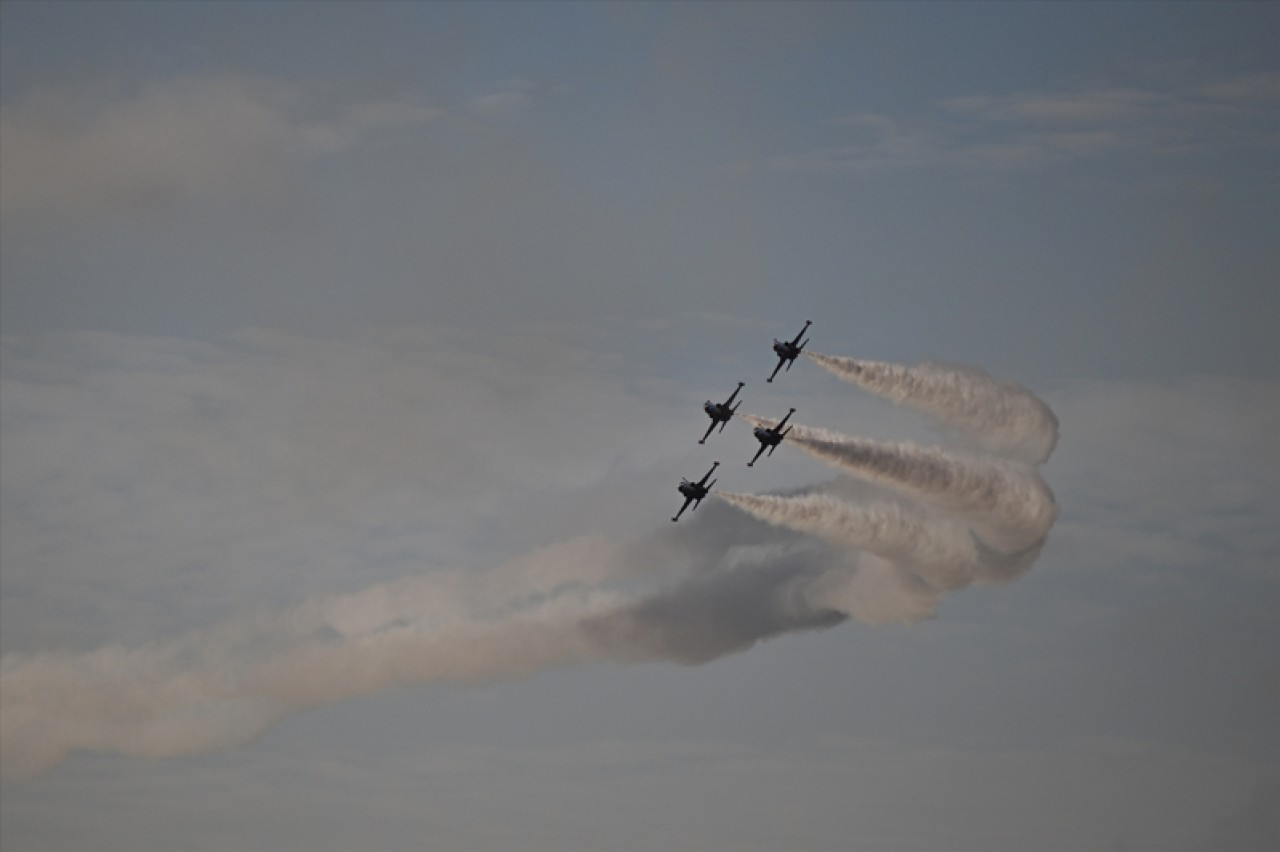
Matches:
[[1, 2, 1277, 850]]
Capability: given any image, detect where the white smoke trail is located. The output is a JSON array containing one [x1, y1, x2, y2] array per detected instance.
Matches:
[[0, 537, 626, 779], [741, 415, 1057, 554], [806, 353, 1059, 464], [0, 526, 851, 778], [716, 491, 979, 592], [0, 610, 610, 780], [0, 643, 279, 780]]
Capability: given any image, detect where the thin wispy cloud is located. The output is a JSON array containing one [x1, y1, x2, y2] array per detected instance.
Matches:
[[468, 79, 539, 120], [941, 88, 1167, 125], [769, 70, 1279, 177], [1194, 70, 1280, 102]]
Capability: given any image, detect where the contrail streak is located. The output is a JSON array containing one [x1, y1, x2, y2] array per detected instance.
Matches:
[[806, 353, 1059, 464]]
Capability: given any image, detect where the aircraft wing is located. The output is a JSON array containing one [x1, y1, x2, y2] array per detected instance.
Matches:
[[672, 495, 695, 522], [790, 320, 813, 346]]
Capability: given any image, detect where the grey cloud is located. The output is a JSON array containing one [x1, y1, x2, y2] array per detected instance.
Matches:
[[1, 70, 769, 340], [0, 75, 437, 219]]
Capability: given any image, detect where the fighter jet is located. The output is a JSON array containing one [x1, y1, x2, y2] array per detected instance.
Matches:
[[672, 461, 719, 522], [767, 320, 812, 383], [699, 382, 745, 444], [748, 408, 795, 467]]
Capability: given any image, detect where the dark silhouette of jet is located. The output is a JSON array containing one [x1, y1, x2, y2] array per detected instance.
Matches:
[[672, 461, 718, 522], [767, 320, 812, 383], [699, 382, 745, 444], [748, 408, 795, 467]]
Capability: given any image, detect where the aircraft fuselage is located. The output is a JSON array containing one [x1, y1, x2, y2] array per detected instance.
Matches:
[[747, 409, 794, 466], [767, 322, 812, 382], [673, 461, 719, 520]]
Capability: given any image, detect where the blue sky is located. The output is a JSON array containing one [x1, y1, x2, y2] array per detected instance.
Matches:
[[2, 3, 1277, 850]]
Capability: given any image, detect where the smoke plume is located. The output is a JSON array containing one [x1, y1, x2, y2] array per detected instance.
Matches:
[[0, 519, 850, 778], [740, 416, 1056, 554], [721, 350, 1059, 631], [806, 353, 1059, 463], [2, 353, 1059, 778], [716, 491, 980, 591]]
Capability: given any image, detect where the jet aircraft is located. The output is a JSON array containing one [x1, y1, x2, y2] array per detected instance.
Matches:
[[748, 408, 795, 467], [672, 461, 719, 522], [699, 382, 745, 444], [767, 320, 812, 383]]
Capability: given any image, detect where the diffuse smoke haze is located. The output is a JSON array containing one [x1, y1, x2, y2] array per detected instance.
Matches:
[[0, 524, 849, 778], [1, 352, 1059, 778], [0, 539, 623, 779]]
